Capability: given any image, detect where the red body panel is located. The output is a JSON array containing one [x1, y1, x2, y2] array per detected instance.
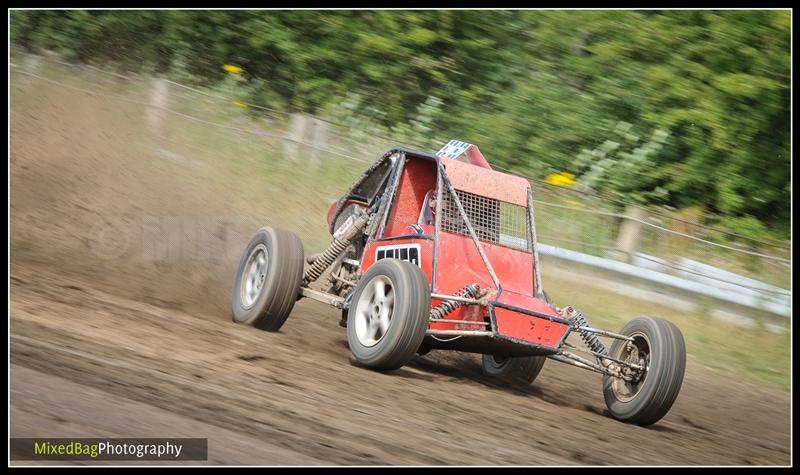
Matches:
[[434, 233, 533, 295], [493, 291, 569, 350], [465, 145, 491, 169], [325, 200, 339, 230], [441, 159, 530, 207], [384, 158, 437, 237], [350, 148, 566, 354]]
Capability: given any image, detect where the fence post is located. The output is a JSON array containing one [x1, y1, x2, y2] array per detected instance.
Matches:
[[24, 54, 41, 73], [308, 116, 329, 164], [616, 205, 646, 264], [148, 77, 169, 140], [283, 113, 307, 161], [283, 113, 329, 163], [15, 54, 41, 88]]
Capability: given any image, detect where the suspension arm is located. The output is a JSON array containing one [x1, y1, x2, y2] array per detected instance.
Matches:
[[550, 350, 637, 380]]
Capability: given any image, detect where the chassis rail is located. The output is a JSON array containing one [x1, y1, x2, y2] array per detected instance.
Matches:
[[301, 285, 642, 380]]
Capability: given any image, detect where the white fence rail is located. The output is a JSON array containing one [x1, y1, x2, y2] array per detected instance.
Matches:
[[540, 244, 790, 329]]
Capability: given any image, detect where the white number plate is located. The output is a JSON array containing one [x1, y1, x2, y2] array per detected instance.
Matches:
[[436, 140, 472, 160]]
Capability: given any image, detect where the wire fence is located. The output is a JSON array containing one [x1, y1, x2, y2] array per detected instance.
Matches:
[[9, 51, 791, 294]]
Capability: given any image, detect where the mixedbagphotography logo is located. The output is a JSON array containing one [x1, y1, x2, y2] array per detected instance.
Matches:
[[10, 438, 208, 461]]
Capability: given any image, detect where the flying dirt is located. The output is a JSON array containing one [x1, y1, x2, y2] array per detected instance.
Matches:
[[9, 73, 790, 465]]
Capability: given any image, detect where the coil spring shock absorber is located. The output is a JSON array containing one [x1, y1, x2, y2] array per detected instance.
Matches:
[[303, 212, 370, 285], [565, 307, 606, 355], [430, 284, 480, 319]]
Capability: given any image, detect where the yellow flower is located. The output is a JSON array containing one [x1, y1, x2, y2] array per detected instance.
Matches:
[[545, 172, 576, 187], [232, 100, 248, 109], [223, 64, 243, 74]]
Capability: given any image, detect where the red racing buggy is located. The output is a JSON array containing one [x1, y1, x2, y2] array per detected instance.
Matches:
[[232, 141, 686, 426]]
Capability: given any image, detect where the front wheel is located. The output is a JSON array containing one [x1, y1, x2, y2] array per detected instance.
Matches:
[[231, 227, 304, 331], [347, 259, 431, 370], [602, 316, 686, 426]]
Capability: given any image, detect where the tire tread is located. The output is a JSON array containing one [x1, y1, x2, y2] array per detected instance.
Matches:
[[602, 316, 686, 426], [347, 259, 430, 370], [231, 227, 304, 332]]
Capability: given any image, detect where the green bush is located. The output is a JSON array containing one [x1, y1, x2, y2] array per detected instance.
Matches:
[[10, 9, 790, 240]]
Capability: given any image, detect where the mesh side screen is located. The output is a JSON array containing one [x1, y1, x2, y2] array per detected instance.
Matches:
[[440, 189, 530, 251]]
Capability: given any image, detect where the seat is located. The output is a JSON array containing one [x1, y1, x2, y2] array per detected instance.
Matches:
[[418, 189, 435, 225]]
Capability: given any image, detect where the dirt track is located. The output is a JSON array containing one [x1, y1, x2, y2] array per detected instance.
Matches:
[[9, 74, 791, 465]]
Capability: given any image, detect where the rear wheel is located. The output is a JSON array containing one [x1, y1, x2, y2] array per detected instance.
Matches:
[[481, 354, 546, 387], [347, 259, 430, 370], [232, 227, 304, 331], [602, 316, 686, 426]]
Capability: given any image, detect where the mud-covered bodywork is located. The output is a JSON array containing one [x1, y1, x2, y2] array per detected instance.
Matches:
[[327, 145, 569, 357], [234, 140, 687, 426]]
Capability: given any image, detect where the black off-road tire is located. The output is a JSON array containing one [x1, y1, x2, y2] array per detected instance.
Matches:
[[481, 354, 547, 387], [602, 316, 686, 426], [347, 259, 431, 370], [232, 227, 305, 332]]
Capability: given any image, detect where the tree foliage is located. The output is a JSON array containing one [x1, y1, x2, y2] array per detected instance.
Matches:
[[11, 10, 791, 239]]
